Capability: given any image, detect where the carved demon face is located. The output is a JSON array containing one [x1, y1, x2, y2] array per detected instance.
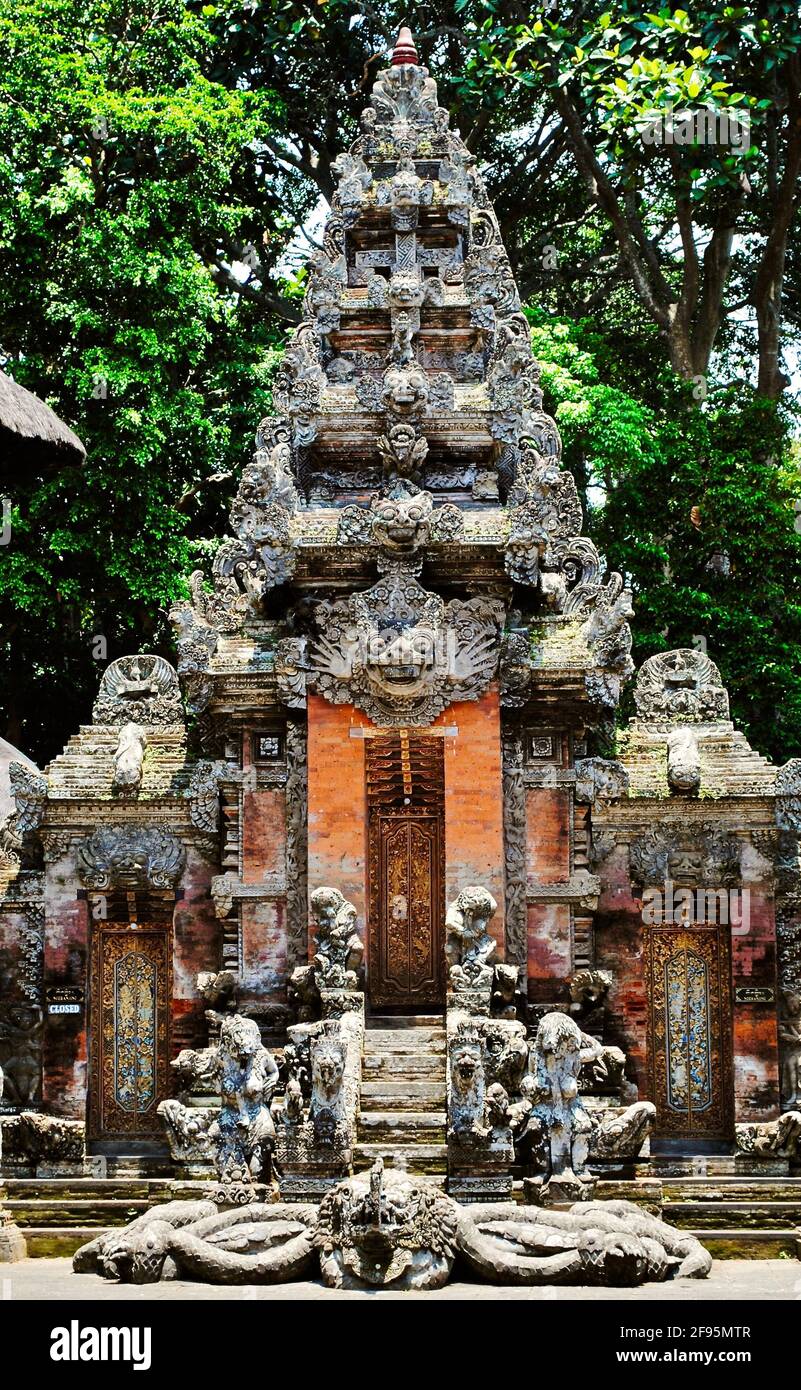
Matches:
[[370, 493, 432, 553], [382, 364, 429, 417], [313, 1040, 345, 1097], [362, 625, 438, 697], [389, 269, 424, 309]]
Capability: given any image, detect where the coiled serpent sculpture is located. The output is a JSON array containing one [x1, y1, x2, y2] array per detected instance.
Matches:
[[73, 1161, 711, 1291]]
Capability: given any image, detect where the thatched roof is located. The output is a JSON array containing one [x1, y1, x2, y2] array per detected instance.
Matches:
[[0, 369, 85, 469]]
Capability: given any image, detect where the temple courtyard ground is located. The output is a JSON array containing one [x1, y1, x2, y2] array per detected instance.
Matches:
[[3, 1257, 799, 1300]]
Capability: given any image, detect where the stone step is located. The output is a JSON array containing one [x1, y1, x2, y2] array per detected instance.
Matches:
[[358, 1111, 446, 1141], [4, 1177, 208, 1203], [664, 1201, 801, 1231], [692, 1228, 801, 1260], [21, 1227, 109, 1259], [354, 1142, 447, 1174], [362, 1054, 446, 1078], [663, 1178, 801, 1202], [363, 1029, 445, 1052], [360, 1080, 445, 1106], [6, 1198, 152, 1227], [366, 1016, 444, 1030]]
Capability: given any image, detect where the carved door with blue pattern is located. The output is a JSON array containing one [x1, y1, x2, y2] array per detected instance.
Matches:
[[89, 922, 171, 1141], [646, 924, 733, 1140]]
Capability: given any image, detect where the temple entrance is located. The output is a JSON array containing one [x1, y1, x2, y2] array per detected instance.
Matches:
[[88, 896, 172, 1145], [366, 733, 445, 1011], [645, 922, 734, 1142]]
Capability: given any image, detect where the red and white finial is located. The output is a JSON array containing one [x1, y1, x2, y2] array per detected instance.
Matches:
[[392, 25, 418, 66]]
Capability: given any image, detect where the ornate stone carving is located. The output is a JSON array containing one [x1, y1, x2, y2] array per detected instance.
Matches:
[[185, 759, 228, 835], [634, 649, 730, 724], [9, 762, 47, 831], [629, 825, 741, 888], [574, 758, 629, 805], [73, 1178, 710, 1287], [157, 1099, 217, 1170], [285, 722, 309, 969], [112, 722, 147, 793], [93, 654, 184, 727], [666, 726, 701, 792], [76, 826, 186, 890], [169, 602, 217, 714], [779, 989, 801, 1110], [581, 575, 635, 712], [735, 1110, 801, 1159], [0, 1003, 43, 1105], [316, 1160, 458, 1290], [309, 887, 363, 992], [208, 1014, 279, 1194], [776, 759, 801, 832], [377, 422, 428, 488], [1, 1111, 85, 1168], [502, 732, 527, 969], [309, 575, 504, 727], [445, 886, 498, 1014]]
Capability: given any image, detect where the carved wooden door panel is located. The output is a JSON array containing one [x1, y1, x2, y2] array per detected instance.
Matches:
[[645, 924, 733, 1140], [89, 923, 171, 1142], [369, 811, 444, 1009]]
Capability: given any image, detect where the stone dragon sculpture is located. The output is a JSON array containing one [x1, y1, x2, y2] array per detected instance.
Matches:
[[74, 1161, 710, 1291]]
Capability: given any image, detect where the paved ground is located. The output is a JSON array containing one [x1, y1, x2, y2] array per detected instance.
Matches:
[[2, 1257, 799, 1300]]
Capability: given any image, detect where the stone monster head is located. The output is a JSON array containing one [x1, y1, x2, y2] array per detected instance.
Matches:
[[316, 1163, 457, 1289], [100, 1220, 174, 1285], [370, 491, 433, 554], [312, 1035, 346, 1100]]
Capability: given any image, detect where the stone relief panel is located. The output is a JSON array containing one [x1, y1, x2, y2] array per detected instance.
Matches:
[[76, 826, 186, 890]]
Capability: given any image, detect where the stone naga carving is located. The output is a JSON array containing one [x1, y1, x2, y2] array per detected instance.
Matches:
[[309, 887, 364, 992], [309, 574, 504, 727], [634, 648, 730, 724], [1, 1111, 86, 1167], [76, 826, 186, 890], [735, 1110, 801, 1159], [73, 1174, 710, 1288], [92, 654, 184, 727], [207, 1015, 279, 1191], [667, 726, 701, 792], [112, 722, 147, 793], [779, 989, 801, 1109], [445, 886, 498, 1013]]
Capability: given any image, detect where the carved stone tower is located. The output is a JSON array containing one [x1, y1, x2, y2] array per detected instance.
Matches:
[[170, 27, 634, 1018]]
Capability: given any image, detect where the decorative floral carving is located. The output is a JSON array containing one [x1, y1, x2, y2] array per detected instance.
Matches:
[[9, 762, 47, 831]]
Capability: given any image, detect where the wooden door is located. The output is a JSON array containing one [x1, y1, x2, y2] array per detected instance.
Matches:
[[645, 924, 733, 1140], [89, 920, 171, 1142], [366, 734, 445, 1011]]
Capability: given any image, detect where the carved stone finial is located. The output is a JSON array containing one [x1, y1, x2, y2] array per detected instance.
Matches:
[[392, 25, 418, 65]]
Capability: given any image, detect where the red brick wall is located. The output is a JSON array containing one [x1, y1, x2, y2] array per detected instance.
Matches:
[[42, 854, 89, 1118], [242, 789, 286, 884], [307, 694, 370, 955], [437, 688, 506, 955], [524, 787, 571, 998]]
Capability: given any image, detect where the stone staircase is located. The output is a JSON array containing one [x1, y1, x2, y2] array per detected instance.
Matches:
[[1, 1177, 209, 1258], [354, 1018, 447, 1182], [662, 1177, 801, 1259]]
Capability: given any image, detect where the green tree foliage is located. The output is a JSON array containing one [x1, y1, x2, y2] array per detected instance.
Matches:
[[0, 0, 281, 760], [529, 312, 801, 760]]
